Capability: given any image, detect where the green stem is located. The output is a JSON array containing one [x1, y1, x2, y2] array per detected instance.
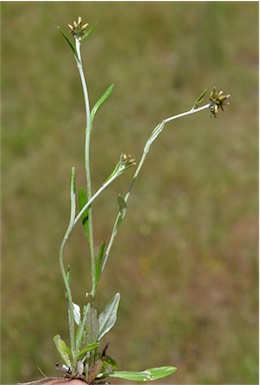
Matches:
[[164, 103, 210, 123], [75, 38, 96, 297], [60, 164, 129, 358], [124, 103, 210, 202], [74, 169, 124, 226], [59, 237, 76, 361], [59, 167, 77, 363]]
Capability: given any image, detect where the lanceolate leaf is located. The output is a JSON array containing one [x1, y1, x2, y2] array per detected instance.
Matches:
[[53, 335, 72, 368], [69, 167, 77, 228], [75, 304, 88, 352], [78, 186, 90, 242], [108, 366, 177, 382], [80, 23, 97, 41], [58, 27, 80, 62], [87, 304, 99, 343], [101, 354, 118, 371], [118, 194, 127, 214], [95, 241, 105, 286], [66, 265, 71, 285], [77, 342, 99, 361], [98, 292, 120, 340], [90, 84, 115, 125], [193, 88, 208, 109], [72, 302, 81, 325], [144, 121, 165, 154], [115, 194, 127, 230]]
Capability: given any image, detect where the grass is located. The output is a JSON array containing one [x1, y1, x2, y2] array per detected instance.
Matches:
[[1, 2, 258, 384]]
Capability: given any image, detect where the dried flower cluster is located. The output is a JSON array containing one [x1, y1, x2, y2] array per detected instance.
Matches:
[[121, 153, 136, 167], [209, 87, 231, 117]]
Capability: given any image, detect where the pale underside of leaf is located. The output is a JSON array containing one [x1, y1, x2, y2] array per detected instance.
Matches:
[[98, 292, 120, 340], [73, 302, 81, 325]]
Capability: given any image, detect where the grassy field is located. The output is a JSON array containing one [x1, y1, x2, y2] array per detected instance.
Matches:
[[2, 2, 258, 384]]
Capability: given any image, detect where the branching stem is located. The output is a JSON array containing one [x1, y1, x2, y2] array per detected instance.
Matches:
[[102, 103, 211, 272]]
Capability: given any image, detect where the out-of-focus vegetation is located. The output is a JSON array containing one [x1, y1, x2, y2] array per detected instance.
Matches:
[[1, 2, 258, 384]]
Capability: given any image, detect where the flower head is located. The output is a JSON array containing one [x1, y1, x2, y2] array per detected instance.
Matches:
[[68, 16, 89, 39], [120, 153, 136, 168], [209, 87, 231, 118]]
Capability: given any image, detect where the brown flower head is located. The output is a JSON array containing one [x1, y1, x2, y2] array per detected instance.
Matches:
[[209, 87, 231, 118], [121, 153, 136, 167], [68, 16, 89, 39]]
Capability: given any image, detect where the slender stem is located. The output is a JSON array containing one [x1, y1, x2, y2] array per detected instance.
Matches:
[[74, 170, 123, 226], [59, 167, 124, 362], [164, 103, 210, 123], [75, 38, 96, 297], [59, 167, 77, 363], [125, 104, 210, 203], [102, 103, 211, 272], [59, 237, 76, 360]]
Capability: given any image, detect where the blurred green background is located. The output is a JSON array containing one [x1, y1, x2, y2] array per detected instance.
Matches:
[[1, 2, 258, 384]]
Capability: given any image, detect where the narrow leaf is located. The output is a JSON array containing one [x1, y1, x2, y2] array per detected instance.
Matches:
[[53, 335, 72, 368], [114, 194, 127, 231], [95, 241, 106, 286], [77, 361, 84, 375], [193, 88, 208, 109], [90, 84, 115, 124], [78, 186, 90, 242], [98, 292, 120, 340], [58, 27, 80, 62], [144, 121, 165, 154], [87, 304, 99, 343], [108, 366, 177, 381], [77, 342, 99, 360], [80, 23, 97, 41], [72, 302, 81, 325], [75, 304, 88, 352], [66, 265, 71, 285], [118, 194, 127, 213], [103, 159, 121, 185], [68, 167, 77, 228], [100, 355, 118, 371]]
